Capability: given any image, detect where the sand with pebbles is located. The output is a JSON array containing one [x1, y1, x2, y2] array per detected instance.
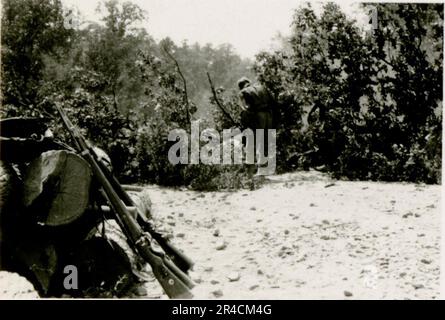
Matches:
[[0, 170, 440, 300], [142, 170, 441, 300]]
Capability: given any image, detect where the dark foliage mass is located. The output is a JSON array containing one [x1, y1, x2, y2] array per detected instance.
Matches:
[[253, 2, 442, 183], [1, 0, 442, 189]]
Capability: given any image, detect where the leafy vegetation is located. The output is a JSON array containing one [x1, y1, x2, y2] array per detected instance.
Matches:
[[253, 2, 442, 183], [1, 0, 442, 189]]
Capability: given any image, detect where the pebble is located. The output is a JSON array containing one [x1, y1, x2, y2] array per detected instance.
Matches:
[[227, 272, 240, 282], [204, 266, 213, 272], [250, 207, 256, 211], [420, 259, 431, 264], [193, 278, 202, 284], [210, 279, 220, 285], [213, 229, 220, 237], [212, 289, 223, 298], [344, 291, 353, 297], [249, 285, 259, 291], [402, 212, 413, 218], [413, 283, 424, 290], [176, 233, 185, 238], [215, 241, 227, 250]]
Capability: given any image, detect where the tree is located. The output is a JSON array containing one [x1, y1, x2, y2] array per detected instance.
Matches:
[[253, 2, 442, 182], [364, 3, 443, 134], [77, 0, 148, 112], [1, 0, 73, 115]]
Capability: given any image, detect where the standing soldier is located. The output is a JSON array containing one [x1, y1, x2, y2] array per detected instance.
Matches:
[[237, 77, 275, 177], [238, 77, 274, 132]]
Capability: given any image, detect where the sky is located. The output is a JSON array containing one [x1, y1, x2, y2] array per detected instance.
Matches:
[[62, 0, 370, 58]]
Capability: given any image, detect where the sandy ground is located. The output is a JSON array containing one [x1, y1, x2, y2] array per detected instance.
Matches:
[[141, 170, 441, 300], [0, 170, 440, 300], [0, 271, 39, 299]]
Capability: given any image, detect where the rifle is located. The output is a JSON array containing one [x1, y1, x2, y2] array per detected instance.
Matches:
[[55, 103, 195, 299], [101, 167, 194, 273]]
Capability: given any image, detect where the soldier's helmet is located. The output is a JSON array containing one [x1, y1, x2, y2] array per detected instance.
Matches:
[[237, 77, 251, 90]]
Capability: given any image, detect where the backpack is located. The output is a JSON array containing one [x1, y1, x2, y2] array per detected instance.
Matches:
[[240, 83, 273, 112]]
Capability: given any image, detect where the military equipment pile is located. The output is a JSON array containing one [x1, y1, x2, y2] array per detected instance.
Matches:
[[0, 115, 194, 298]]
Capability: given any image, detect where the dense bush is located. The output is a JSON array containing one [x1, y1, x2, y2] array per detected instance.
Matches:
[[1, 0, 255, 190], [253, 2, 442, 184], [131, 48, 252, 189]]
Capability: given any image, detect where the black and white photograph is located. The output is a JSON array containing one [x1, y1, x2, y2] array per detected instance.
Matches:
[[0, 0, 443, 301]]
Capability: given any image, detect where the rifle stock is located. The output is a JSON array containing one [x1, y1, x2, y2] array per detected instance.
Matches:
[[95, 159, 195, 273], [141, 221, 195, 273], [55, 104, 194, 299]]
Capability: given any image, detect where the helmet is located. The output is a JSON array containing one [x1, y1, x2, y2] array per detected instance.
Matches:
[[237, 77, 251, 90]]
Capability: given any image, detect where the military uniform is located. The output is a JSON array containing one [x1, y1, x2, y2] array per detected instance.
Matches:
[[239, 80, 274, 132], [237, 78, 274, 179]]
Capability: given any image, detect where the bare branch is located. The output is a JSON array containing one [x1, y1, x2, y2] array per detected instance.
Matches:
[[206, 71, 239, 127], [162, 45, 191, 124]]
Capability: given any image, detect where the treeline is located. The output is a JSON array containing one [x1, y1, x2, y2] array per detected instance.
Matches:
[[1, 0, 254, 188], [1, 0, 442, 188]]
